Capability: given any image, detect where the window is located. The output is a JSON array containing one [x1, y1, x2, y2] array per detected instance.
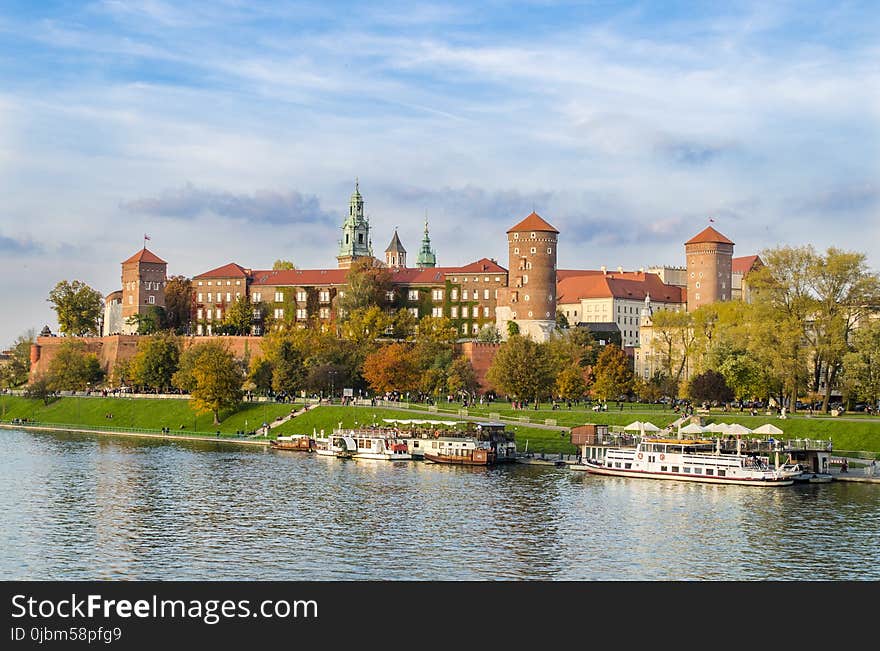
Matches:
[[451, 306, 458, 318], [522, 275, 528, 285], [408, 307, 418, 317], [252, 309, 261, 319], [717, 469, 726, 477], [319, 291, 330, 302], [226, 292, 231, 302], [671, 466, 679, 473], [432, 289, 443, 300], [274, 292, 284, 302], [207, 293, 213, 302], [524, 294, 530, 302], [148, 295, 155, 305], [296, 291, 307, 303], [483, 307, 489, 317], [274, 308, 284, 319], [128, 295, 133, 305], [197, 309, 203, 319], [513, 233, 519, 240], [706, 469, 714, 476], [197, 293, 203, 303], [296, 308, 307, 319], [236, 280, 241, 286], [547, 247, 553, 254], [235, 292, 241, 300], [432, 307, 442, 317], [207, 309, 213, 320], [226, 280, 231, 286], [319, 307, 330, 319], [198, 281, 203, 286], [252, 292, 261, 303], [207, 281, 212, 286], [472, 306, 479, 318], [216, 308, 222, 320], [483, 289, 489, 300], [472, 323, 479, 334], [530, 247, 536, 254], [514, 248, 519, 254], [196, 324, 203, 335], [451, 289, 458, 300], [462, 324, 468, 334]]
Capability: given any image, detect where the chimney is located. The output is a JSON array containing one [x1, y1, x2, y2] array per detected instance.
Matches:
[[601, 265, 606, 275], [617, 266, 623, 274]]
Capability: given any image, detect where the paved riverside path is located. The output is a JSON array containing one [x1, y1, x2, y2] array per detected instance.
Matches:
[[0, 422, 269, 446], [343, 401, 571, 432], [263, 402, 319, 433]]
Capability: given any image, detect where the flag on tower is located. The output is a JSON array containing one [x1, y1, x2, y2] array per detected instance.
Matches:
[[144, 234, 151, 240], [708, 218, 715, 223]]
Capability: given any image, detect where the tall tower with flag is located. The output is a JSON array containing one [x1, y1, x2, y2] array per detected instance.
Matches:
[[685, 223, 734, 312], [120, 243, 167, 334]]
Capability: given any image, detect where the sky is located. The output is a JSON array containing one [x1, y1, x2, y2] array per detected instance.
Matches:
[[1, 0, 878, 345]]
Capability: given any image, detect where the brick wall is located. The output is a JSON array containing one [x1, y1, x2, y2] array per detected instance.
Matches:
[[457, 341, 501, 393]]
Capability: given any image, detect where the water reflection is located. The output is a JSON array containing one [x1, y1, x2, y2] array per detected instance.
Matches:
[[1, 429, 878, 580]]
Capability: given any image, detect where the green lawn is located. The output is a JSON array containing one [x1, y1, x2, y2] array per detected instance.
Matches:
[[2, 395, 878, 456], [0, 395, 294, 438]]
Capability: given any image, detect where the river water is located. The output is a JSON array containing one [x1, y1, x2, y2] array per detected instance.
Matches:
[[2, 429, 878, 581]]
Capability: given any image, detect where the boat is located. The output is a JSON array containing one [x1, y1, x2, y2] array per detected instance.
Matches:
[[269, 434, 315, 452], [314, 430, 412, 461], [572, 437, 794, 486], [781, 465, 833, 483], [416, 422, 516, 466]]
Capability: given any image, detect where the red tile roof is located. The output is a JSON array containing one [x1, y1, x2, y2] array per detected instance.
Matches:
[[732, 255, 762, 275], [685, 226, 734, 246], [507, 212, 559, 234], [557, 272, 685, 304], [250, 268, 349, 286], [122, 247, 166, 264], [194, 262, 251, 279]]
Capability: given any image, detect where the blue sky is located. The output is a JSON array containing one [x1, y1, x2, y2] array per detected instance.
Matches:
[[1, 1, 878, 344]]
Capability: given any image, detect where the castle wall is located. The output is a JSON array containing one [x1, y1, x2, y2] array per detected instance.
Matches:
[[457, 341, 501, 393]]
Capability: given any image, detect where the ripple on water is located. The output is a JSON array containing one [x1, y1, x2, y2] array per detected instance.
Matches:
[[1, 430, 878, 580]]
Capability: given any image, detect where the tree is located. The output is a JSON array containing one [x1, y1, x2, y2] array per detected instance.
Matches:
[[0, 330, 35, 388], [555, 309, 570, 330], [687, 369, 734, 404], [807, 247, 880, 411], [190, 344, 244, 424], [128, 332, 181, 392], [416, 316, 459, 345], [126, 305, 166, 335], [47, 280, 104, 336], [648, 309, 694, 394], [591, 344, 633, 402], [272, 260, 296, 270], [222, 295, 254, 335], [390, 309, 418, 341], [340, 306, 390, 348], [555, 364, 588, 402], [164, 276, 193, 333], [842, 319, 880, 408], [247, 357, 274, 395], [506, 321, 520, 337], [46, 340, 104, 390], [362, 343, 419, 395], [446, 357, 479, 399], [486, 335, 554, 403], [476, 325, 501, 343], [270, 338, 306, 397], [24, 375, 56, 405], [337, 258, 392, 317]]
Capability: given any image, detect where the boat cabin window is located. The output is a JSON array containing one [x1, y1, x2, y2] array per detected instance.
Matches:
[[717, 469, 726, 477], [671, 466, 679, 472], [683, 467, 691, 473], [694, 468, 702, 474], [660, 466, 667, 472], [614, 462, 621, 468], [413, 441, 419, 448], [624, 463, 632, 469], [705, 469, 714, 476]]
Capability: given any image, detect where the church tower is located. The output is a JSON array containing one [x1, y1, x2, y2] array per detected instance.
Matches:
[[385, 229, 407, 268], [416, 219, 437, 268], [685, 225, 734, 312], [495, 212, 558, 342], [337, 180, 373, 269]]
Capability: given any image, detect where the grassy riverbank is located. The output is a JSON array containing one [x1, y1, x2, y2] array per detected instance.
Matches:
[[2, 395, 879, 456]]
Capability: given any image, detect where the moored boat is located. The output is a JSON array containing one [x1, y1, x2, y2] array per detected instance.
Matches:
[[572, 437, 794, 486], [408, 421, 516, 466], [315, 430, 412, 461], [269, 434, 315, 452]]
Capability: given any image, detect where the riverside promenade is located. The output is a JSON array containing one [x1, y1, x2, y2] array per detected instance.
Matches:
[[0, 421, 270, 446]]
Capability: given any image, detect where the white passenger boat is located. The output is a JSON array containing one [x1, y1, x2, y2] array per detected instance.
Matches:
[[314, 430, 411, 461], [572, 438, 794, 486]]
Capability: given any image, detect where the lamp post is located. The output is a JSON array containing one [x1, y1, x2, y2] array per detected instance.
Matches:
[[329, 370, 337, 404]]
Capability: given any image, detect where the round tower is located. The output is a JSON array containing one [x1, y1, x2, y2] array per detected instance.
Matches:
[[495, 212, 558, 342], [684, 225, 734, 312]]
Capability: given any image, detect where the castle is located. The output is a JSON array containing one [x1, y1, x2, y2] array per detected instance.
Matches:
[[32, 182, 762, 392]]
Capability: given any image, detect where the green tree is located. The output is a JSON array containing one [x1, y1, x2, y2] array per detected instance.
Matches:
[[129, 332, 181, 392], [222, 295, 254, 335], [390, 308, 418, 341], [126, 305, 167, 335], [337, 258, 392, 317], [0, 330, 35, 388], [555, 309, 570, 330], [476, 325, 501, 343], [506, 321, 520, 337], [24, 375, 56, 405], [446, 357, 479, 399], [188, 344, 244, 424], [486, 335, 554, 403], [340, 306, 390, 348], [272, 260, 296, 270], [247, 357, 274, 395], [842, 319, 880, 408], [271, 338, 305, 397], [46, 340, 104, 390], [164, 276, 193, 334], [47, 280, 104, 336], [591, 344, 633, 402]]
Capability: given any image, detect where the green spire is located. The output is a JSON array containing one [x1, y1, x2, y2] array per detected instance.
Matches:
[[338, 178, 372, 262], [416, 218, 437, 268]]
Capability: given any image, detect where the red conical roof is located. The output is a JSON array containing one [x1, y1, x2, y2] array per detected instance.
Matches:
[[507, 212, 559, 234], [122, 247, 166, 264], [685, 226, 734, 246]]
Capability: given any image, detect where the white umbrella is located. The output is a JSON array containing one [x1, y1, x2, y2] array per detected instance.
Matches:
[[753, 423, 784, 436], [724, 423, 753, 435], [641, 422, 661, 432], [704, 423, 727, 433], [679, 422, 706, 435], [623, 421, 645, 432]]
